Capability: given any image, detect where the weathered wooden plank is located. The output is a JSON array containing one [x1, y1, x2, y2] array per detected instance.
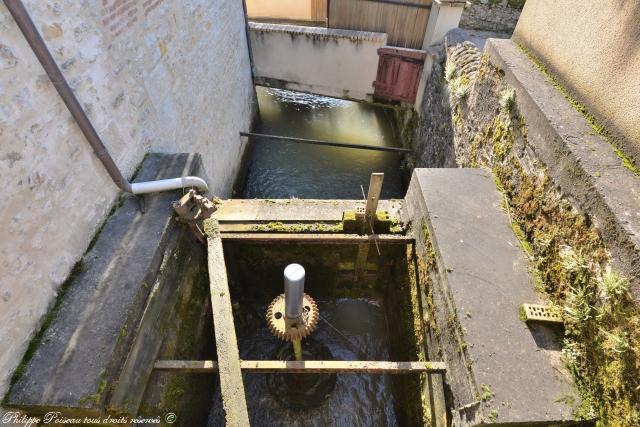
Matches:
[[219, 233, 413, 244], [328, 0, 432, 49], [154, 360, 447, 374], [207, 220, 250, 426], [212, 199, 404, 223]]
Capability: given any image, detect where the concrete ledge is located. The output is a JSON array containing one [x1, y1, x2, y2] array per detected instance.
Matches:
[[485, 38, 640, 296], [249, 22, 386, 101], [4, 154, 205, 417], [249, 22, 387, 43], [405, 169, 580, 425]]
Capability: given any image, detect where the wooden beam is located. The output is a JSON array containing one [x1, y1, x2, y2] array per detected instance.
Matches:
[[154, 360, 447, 374], [219, 233, 413, 244], [207, 220, 250, 426]]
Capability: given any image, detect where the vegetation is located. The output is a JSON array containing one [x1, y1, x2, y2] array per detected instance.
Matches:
[[448, 55, 640, 424], [516, 44, 640, 177]]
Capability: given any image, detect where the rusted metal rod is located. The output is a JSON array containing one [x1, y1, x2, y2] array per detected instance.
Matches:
[[240, 132, 412, 153], [154, 360, 447, 374]]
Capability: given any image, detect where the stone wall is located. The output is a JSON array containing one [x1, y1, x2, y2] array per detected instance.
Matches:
[[0, 0, 255, 397], [410, 29, 640, 423], [459, 0, 524, 34]]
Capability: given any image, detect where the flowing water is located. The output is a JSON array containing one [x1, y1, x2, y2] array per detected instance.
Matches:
[[208, 299, 399, 427], [207, 88, 410, 426], [241, 87, 405, 199]]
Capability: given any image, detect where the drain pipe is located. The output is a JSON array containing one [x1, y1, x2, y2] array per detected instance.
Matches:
[[4, 0, 208, 195]]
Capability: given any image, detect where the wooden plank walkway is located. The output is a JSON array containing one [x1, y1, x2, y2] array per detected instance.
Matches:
[[207, 220, 250, 426], [154, 360, 447, 374]]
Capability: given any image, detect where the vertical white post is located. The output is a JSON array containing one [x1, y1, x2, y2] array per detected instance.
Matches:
[[284, 263, 305, 320], [422, 0, 468, 48]]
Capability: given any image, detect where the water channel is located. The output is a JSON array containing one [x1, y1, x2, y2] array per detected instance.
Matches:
[[241, 87, 406, 199], [208, 87, 414, 426]]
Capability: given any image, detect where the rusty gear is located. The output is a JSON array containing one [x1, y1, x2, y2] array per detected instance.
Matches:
[[266, 293, 319, 342]]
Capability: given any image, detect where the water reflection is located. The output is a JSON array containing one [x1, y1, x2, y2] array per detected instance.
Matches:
[[242, 87, 405, 199]]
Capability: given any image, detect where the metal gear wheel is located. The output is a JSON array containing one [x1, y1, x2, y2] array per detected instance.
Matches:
[[266, 293, 319, 342]]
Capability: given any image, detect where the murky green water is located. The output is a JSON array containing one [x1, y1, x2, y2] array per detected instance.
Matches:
[[241, 87, 405, 199]]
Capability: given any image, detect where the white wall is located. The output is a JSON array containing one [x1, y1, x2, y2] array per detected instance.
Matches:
[[0, 0, 255, 397], [249, 22, 387, 101], [514, 0, 640, 164]]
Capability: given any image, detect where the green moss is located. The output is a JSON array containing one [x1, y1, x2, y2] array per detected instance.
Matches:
[[507, 0, 526, 9], [87, 194, 126, 252], [5, 260, 85, 396], [480, 384, 493, 402], [343, 211, 356, 222], [487, 409, 499, 422], [454, 56, 640, 423], [129, 153, 149, 181], [252, 221, 343, 233], [79, 376, 107, 406], [516, 43, 640, 177]]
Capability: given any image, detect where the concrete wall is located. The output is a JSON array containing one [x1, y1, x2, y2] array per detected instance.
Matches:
[[514, 0, 640, 164], [0, 0, 255, 397], [249, 22, 387, 101], [246, 0, 323, 22]]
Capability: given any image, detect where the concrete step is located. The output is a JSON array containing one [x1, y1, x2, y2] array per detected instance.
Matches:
[[4, 153, 205, 417], [405, 168, 581, 426]]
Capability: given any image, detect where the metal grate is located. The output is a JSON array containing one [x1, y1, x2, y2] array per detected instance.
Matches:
[[521, 304, 563, 325]]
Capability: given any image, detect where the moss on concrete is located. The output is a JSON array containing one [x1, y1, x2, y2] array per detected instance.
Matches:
[[452, 57, 640, 424], [251, 221, 343, 233], [516, 43, 640, 177], [4, 260, 86, 398]]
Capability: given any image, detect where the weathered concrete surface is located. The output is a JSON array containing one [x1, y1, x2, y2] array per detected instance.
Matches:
[[4, 154, 204, 416], [514, 0, 640, 165], [249, 22, 387, 101], [486, 38, 640, 297], [0, 0, 255, 398], [405, 169, 579, 425]]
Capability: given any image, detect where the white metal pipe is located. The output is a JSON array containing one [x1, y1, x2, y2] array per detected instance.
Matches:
[[284, 263, 305, 320], [131, 176, 209, 195]]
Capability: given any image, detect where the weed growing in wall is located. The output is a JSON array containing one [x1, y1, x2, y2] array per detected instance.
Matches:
[[446, 53, 640, 425]]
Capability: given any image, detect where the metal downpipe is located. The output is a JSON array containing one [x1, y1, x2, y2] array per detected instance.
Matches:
[[3, 0, 208, 195]]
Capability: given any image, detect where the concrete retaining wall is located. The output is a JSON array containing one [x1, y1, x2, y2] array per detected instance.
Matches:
[[249, 22, 386, 101], [0, 0, 255, 398], [514, 0, 640, 164]]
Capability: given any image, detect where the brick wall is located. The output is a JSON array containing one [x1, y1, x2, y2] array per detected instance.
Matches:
[[0, 0, 255, 397]]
